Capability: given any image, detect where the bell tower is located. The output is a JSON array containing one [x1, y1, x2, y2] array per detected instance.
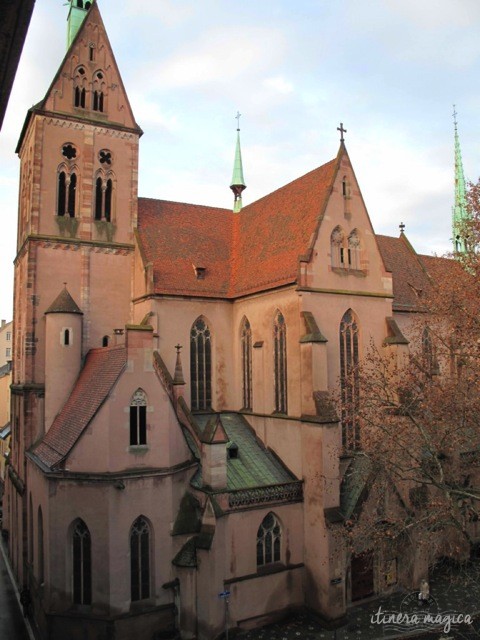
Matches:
[[8, 2, 143, 582]]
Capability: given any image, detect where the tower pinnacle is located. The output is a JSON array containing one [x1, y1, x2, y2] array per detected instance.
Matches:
[[452, 106, 468, 254], [230, 112, 246, 213], [67, 0, 92, 50]]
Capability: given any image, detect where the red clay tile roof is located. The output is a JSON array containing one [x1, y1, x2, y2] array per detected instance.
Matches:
[[34, 346, 126, 469], [137, 157, 337, 298], [376, 234, 432, 312]]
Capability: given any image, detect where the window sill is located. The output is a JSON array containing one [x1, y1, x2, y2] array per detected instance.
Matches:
[[331, 267, 367, 277], [129, 445, 149, 455], [256, 562, 286, 576]]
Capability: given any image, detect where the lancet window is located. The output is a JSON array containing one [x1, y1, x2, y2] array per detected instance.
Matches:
[[73, 66, 86, 109], [94, 174, 114, 221], [256, 512, 281, 567], [57, 167, 77, 217], [92, 71, 105, 112], [190, 317, 212, 411], [72, 519, 92, 605], [130, 517, 151, 601], [348, 229, 361, 270], [422, 327, 438, 376], [241, 317, 252, 410], [340, 309, 360, 450], [274, 311, 287, 413], [331, 226, 346, 267], [130, 389, 147, 446]]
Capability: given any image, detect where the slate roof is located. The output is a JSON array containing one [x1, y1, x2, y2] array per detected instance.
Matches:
[[191, 413, 296, 491], [34, 346, 126, 468], [137, 157, 337, 298], [45, 287, 83, 315]]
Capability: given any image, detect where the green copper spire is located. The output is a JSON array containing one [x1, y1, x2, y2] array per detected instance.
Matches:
[[452, 106, 468, 253], [67, 0, 92, 49], [230, 112, 246, 213]]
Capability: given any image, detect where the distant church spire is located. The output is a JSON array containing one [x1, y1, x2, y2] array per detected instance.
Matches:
[[452, 106, 468, 254], [67, 0, 92, 49], [230, 112, 246, 213]]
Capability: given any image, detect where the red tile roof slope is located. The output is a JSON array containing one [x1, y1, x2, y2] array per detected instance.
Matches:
[[376, 234, 432, 311], [138, 199, 233, 297], [137, 158, 337, 298], [232, 160, 337, 296], [34, 346, 126, 469]]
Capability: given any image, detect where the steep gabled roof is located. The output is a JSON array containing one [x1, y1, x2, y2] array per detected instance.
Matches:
[[137, 153, 338, 299], [34, 346, 126, 468], [376, 234, 431, 312]]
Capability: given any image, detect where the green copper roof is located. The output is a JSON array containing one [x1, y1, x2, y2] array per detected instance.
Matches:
[[230, 129, 246, 213], [67, 0, 91, 49], [452, 108, 468, 253], [191, 413, 296, 491]]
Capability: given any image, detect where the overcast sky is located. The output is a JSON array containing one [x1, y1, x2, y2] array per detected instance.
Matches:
[[1, 0, 480, 320]]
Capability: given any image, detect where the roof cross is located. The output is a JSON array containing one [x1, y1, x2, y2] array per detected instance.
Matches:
[[337, 122, 347, 142], [235, 111, 241, 132], [399, 221, 405, 234]]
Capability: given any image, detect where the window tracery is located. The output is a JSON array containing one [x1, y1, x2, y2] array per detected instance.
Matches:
[[340, 309, 360, 450], [256, 512, 281, 567], [190, 317, 212, 411], [241, 317, 252, 410], [130, 517, 151, 601], [72, 520, 92, 605], [130, 389, 147, 445]]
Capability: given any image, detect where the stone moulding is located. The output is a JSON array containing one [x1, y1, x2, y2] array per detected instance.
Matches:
[[227, 481, 303, 509]]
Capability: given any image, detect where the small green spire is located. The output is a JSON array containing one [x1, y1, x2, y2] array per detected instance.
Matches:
[[452, 106, 468, 254], [67, 0, 92, 49], [230, 112, 246, 213]]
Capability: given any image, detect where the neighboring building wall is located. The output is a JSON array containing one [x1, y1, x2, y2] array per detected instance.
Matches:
[[0, 320, 13, 366]]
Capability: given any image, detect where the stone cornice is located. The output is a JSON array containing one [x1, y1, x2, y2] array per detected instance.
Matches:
[[14, 234, 134, 265]]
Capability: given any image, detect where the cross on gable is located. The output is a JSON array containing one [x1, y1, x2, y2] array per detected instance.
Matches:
[[337, 122, 347, 142], [235, 111, 241, 131]]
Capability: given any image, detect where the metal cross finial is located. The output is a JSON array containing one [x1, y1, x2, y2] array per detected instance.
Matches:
[[399, 221, 405, 234], [175, 344, 182, 353], [337, 122, 347, 142], [452, 104, 458, 130], [235, 111, 241, 132]]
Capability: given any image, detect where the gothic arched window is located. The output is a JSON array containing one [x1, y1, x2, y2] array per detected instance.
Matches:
[[331, 225, 346, 268], [340, 309, 360, 450], [94, 172, 114, 222], [241, 317, 252, 410], [256, 512, 281, 567], [92, 71, 105, 112], [274, 311, 287, 414], [72, 519, 92, 605], [57, 168, 77, 218], [348, 229, 361, 270], [130, 517, 151, 602], [130, 389, 147, 446], [422, 327, 438, 376], [73, 66, 86, 109], [190, 317, 212, 411]]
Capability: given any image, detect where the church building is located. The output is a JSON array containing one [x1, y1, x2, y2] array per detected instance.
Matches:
[[4, 2, 466, 639]]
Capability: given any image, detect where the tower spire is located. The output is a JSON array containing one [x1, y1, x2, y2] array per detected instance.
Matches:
[[452, 106, 468, 254], [67, 0, 92, 50], [230, 112, 246, 213]]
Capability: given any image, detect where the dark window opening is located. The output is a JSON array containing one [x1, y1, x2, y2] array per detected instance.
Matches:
[[62, 144, 77, 160], [73, 520, 92, 605], [89, 45, 94, 62], [102, 336, 109, 347], [64, 329, 70, 346], [130, 517, 150, 601], [105, 179, 112, 221], [130, 404, 147, 446], [95, 177, 103, 220], [58, 171, 66, 216], [274, 312, 287, 413], [93, 90, 104, 113], [190, 318, 212, 411], [340, 309, 360, 450], [67, 173, 77, 217], [241, 317, 252, 410]]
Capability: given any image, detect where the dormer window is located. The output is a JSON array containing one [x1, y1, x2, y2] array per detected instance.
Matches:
[[227, 442, 239, 459], [194, 266, 206, 280]]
